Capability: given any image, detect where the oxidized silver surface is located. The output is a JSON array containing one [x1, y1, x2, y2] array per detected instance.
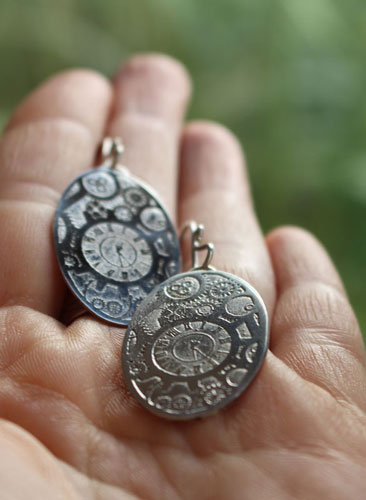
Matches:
[[122, 270, 269, 419], [54, 167, 181, 324]]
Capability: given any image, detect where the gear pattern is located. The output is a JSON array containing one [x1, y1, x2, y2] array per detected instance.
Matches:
[[125, 187, 148, 207], [164, 276, 201, 300], [158, 273, 244, 320], [209, 279, 235, 299]]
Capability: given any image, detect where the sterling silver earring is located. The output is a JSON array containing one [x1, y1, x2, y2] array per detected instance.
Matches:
[[54, 137, 181, 325], [122, 221, 269, 420]]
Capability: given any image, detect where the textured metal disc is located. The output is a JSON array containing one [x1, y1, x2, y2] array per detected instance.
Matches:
[[122, 270, 269, 419], [54, 167, 181, 324]]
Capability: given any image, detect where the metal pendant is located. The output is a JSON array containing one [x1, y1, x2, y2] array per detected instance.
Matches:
[[122, 222, 269, 419], [54, 138, 181, 325]]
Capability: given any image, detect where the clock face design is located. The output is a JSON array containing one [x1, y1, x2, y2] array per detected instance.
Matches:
[[81, 222, 153, 282], [152, 321, 232, 377], [122, 270, 269, 420]]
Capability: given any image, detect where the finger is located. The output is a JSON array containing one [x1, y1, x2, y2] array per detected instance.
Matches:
[[267, 226, 366, 409], [107, 53, 191, 218], [178, 121, 276, 314], [0, 70, 112, 316]]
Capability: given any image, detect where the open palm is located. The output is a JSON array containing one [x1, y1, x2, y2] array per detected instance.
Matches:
[[0, 54, 365, 500]]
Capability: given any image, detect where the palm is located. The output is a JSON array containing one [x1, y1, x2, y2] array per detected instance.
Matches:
[[0, 55, 365, 499]]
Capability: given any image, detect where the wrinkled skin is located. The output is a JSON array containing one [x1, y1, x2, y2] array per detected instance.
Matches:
[[0, 54, 365, 500]]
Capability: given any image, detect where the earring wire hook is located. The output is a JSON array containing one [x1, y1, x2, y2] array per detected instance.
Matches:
[[180, 221, 215, 271], [101, 137, 124, 169]]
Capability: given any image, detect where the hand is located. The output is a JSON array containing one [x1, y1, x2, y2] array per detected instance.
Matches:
[[0, 54, 365, 500]]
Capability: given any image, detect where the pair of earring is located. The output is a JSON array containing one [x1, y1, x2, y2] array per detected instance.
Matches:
[[54, 138, 268, 420]]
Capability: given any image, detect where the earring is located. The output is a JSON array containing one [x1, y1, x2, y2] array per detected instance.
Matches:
[[122, 221, 269, 420], [54, 137, 181, 325]]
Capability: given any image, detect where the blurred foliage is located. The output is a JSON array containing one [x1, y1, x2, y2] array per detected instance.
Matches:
[[0, 0, 365, 333]]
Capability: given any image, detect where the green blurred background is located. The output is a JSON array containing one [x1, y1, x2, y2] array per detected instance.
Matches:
[[0, 0, 365, 333]]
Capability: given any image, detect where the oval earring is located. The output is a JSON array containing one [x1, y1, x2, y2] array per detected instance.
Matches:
[[54, 137, 181, 325]]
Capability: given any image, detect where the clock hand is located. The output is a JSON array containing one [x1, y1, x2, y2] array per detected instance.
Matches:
[[115, 243, 126, 267], [192, 346, 199, 360], [192, 344, 207, 360]]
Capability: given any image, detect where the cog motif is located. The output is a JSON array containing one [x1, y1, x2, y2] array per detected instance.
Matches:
[[164, 276, 201, 300], [125, 187, 148, 207], [82, 171, 117, 198], [209, 279, 235, 299], [140, 207, 167, 231]]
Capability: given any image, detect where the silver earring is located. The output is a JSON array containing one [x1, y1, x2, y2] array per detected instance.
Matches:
[[122, 221, 269, 420], [54, 137, 181, 325]]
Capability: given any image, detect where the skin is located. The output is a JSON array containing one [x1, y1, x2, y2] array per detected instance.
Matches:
[[0, 53, 365, 500]]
